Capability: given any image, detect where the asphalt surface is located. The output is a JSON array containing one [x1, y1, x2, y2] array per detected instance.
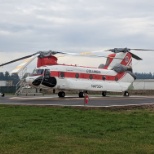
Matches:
[[0, 94, 154, 108]]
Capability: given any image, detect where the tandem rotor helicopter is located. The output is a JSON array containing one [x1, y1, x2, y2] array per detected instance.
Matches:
[[0, 48, 152, 97]]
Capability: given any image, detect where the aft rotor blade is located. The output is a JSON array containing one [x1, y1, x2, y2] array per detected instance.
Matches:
[[129, 51, 142, 60], [131, 49, 154, 51], [104, 48, 143, 60]]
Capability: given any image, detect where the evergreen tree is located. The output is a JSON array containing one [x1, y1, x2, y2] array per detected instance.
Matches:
[[0, 72, 5, 80], [135, 72, 154, 79], [10, 73, 20, 85], [4, 71, 10, 80]]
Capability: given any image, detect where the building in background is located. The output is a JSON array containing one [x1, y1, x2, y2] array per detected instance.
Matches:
[[133, 79, 154, 90]]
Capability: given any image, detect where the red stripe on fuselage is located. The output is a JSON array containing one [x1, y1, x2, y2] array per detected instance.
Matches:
[[120, 52, 132, 66], [50, 71, 125, 81]]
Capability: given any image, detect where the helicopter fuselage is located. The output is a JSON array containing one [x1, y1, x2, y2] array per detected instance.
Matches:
[[26, 64, 134, 97]]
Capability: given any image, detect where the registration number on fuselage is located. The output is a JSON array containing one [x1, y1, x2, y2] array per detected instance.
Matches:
[[91, 85, 103, 88]]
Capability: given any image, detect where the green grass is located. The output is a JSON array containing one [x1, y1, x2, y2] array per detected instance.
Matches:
[[0, 105, 154, 154]]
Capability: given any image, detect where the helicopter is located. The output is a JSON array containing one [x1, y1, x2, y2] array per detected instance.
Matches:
[[0, 48, 151, 97]]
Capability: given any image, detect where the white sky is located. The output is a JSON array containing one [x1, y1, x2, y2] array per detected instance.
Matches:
[[0, 0, 154, 73]]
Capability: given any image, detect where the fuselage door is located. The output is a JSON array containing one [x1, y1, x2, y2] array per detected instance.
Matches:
[[44, 69, 50, 78]]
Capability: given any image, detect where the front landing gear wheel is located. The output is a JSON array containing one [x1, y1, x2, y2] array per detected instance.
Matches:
[[79, 92, 84, 98], [123, 91, 129, 97], [0, 93, 4, 97], [102, 91, 107, 97], [58, 91, 65, 97]]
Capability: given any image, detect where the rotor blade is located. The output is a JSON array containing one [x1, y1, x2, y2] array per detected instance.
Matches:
[[129, 51, 142, 60], [97, 55, 123, 59], [0, 50, 67, 67], [79, 49, 106, 55], [11, 55, 37, 74], [0, 52, 39, 67], [131, 49, 154, 51], [105, 48, 154, 52], [104, 48, 143, 60]]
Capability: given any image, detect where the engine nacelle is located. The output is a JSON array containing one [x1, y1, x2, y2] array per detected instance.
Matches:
[[112, 64, 132, 73], [112, 64, 136, 79]]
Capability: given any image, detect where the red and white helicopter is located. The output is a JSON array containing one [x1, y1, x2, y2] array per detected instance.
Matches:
[[0, 48, 148, 97]]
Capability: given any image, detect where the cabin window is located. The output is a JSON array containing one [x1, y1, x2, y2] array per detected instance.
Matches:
[[102, 76, 106, 80], [59, 72, 65, 78], [75, 73, 79, 78], [89, 74, 93, 80]]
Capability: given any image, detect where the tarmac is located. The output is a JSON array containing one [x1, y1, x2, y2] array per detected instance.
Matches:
[[1, 94, 154, 108]]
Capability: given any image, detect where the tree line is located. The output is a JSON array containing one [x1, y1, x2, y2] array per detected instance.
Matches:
[[0, 71, 20, 86], [134, 72, 154, 79]]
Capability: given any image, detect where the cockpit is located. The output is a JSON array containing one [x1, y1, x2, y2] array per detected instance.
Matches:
[[31, 69, 44, 76]]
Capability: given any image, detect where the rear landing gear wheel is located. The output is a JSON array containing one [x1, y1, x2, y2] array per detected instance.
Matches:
[[123, 91, 129, 97], [58, 91, 65, 97], [79, 92, 84, 98], [102, 91, 107, 97]]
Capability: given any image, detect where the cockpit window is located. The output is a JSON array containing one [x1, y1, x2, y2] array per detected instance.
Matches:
[[32, 69, 44, 75]]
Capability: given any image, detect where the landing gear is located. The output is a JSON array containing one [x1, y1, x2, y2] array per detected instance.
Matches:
[[79, 92, 84, 98], [102, 91, 107, 97], [123, 91, 129, 97], [0, 93, 5, 97], [58, 91, 65, 97]]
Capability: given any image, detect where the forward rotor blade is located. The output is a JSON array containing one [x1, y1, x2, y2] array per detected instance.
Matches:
[[0, 50, 66, 67], [0, 52, 39, 67]]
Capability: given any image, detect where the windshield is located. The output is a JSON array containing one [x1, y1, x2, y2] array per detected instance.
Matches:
[[32, 69, 44, 75]]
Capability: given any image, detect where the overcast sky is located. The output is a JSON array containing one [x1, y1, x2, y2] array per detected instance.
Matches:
[[0, 0, 154, 73]]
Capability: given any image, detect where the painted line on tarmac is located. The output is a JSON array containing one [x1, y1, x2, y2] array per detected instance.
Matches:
[[2, 102, 154, 108], [9, 96, 152, 101], [34, 102, 154, 108], [10, 96, 59, 100]]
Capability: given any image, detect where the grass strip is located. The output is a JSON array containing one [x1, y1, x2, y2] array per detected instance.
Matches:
[[0, 105, 154, 154]]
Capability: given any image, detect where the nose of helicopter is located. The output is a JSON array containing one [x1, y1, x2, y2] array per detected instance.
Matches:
[[25, 76, 43, 86], [25, 76, 36, 86]]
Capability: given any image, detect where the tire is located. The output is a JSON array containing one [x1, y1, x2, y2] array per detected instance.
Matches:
[[58, 92, 61, 97], [79, 92, 84, 98], [1, 93, 5, 97], [123, 91, 129, 97], [58, 91, 65, 97], [102, 91, 107, 97], [61, 92, 65, 97]]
